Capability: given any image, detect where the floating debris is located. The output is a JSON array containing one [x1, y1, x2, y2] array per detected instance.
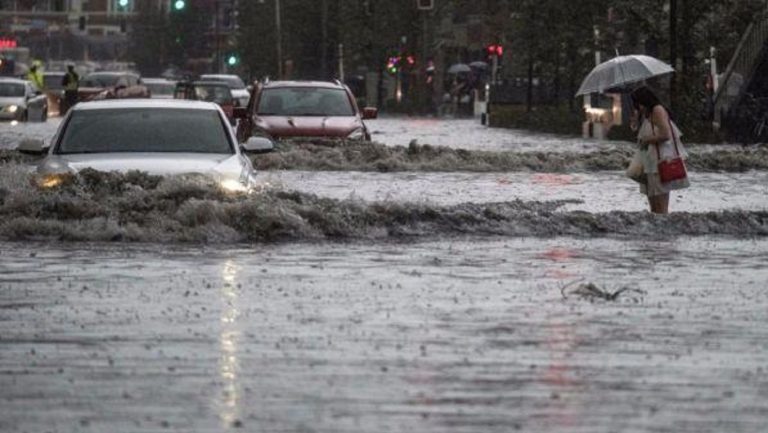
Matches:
[[560, 281, 646, 301]]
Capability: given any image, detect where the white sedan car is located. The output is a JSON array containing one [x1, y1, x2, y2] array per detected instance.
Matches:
[[30, 99, 273, 191], [0, 77, 48, 122]]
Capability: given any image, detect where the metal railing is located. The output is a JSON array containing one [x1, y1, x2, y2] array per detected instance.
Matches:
[[714, 9, 768, 126]]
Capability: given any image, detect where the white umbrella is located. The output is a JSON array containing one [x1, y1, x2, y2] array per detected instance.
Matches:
[[576, 54, 674, 96], [469, 61, 489, 69], [447, 63, 472, 74]]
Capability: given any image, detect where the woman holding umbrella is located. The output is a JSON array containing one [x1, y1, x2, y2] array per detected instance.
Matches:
[[630, 86, 690, 214]]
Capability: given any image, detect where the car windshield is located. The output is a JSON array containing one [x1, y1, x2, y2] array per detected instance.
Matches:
[[81, 74, 122, 87], [257, 87, 354, 116], [200, 75, 246, 89], [56, 108, 233, 154], [0, 82, 25, 97], [43, 75, 64, 91], [194, 85, 233, 104], [146, 82, 176, 96]]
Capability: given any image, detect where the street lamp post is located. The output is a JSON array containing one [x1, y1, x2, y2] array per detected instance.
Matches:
[[258, 0, 282, 79], [275, 0, 282, 78]]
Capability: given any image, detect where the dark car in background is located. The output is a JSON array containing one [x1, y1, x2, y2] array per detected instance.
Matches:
[[143, 78, 177, 99], [199, 74, 250, 107], [235, 80, 377, 142], [79, 71, 150, 101], [174, 81, 236, 123]]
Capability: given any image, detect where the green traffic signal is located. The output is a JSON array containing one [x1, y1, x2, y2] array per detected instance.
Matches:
[[227, 55, 239, 66], [118, 0, 129, 7], [173, 0, 185, 10]]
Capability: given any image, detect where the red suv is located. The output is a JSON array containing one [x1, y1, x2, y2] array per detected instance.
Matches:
[[236, 80, 377, 142]]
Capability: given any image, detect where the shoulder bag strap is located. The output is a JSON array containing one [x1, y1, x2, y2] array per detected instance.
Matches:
[[652, 118, 681, 160]]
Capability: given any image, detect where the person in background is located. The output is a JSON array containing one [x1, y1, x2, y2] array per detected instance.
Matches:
[[61, 64, 79, 115], [630, 86, 690, 214], [26, 64, 44, 92]]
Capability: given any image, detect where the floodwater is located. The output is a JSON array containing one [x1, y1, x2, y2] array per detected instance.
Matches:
[[1, 115, 768, 432], [2, 239, 768, 432]]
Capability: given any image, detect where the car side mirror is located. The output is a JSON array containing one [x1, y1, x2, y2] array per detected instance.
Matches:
[[362, 107, 378, 120], [233, 107, 248, 119], [240, 136, 274, 154], [18, 138, 49, 155]]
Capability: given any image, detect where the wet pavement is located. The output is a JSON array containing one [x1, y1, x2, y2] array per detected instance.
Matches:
[[1, 115, 768, 432], [2, 239, 768, 433]]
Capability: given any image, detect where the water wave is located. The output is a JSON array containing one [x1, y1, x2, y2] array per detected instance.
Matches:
[[1, 168, 766, 243], [4, 141, 767, 174], [253, 140, 768, 173]]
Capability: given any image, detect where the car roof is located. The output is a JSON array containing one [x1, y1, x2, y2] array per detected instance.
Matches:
[[85, 71, 139, 77], [193, 81, 233, 89], [262, 80, 345, 90], [143, 77, 176, 83], [200, 74, 241, 79], [72, 99, 220, 111], [0, 77, 27, 84]]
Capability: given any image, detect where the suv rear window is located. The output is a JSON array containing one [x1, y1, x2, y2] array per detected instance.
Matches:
[[257, 87, 354, 116]]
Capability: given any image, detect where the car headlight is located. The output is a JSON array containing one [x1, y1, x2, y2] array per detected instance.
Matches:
[[35, 173, 71, 189], [219, 179, 250, 194], [346, 128, 365, 140], [4, 105, 18, 114]]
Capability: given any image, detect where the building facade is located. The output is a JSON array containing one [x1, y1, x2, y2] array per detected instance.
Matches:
[[0, 0, 168, 64]]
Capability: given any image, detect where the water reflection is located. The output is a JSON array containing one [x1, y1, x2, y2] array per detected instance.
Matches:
[[218, 260, 241, 428]]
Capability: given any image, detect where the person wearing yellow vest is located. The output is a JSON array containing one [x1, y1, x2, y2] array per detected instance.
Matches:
[[61, 65, 79, 115], [27, 64, 45, 92]]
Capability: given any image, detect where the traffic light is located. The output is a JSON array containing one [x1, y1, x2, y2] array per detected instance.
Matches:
[[386, 56, 400, 75], [173, 0, 186, 10], [117, 0, 129, 8], [78, 15, 86, 31], [486, 44, 503, 58], [226, 53, 240, 67]]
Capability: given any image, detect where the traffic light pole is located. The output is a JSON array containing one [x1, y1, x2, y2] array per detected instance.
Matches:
[[275, 0, 283, 78], [215, 0, 221, 73]]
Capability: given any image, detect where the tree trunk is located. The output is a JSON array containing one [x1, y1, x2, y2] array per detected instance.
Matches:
[[526, 52, 534, 113]]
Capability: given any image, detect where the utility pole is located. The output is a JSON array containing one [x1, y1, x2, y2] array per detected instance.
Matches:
[[321, 0, 328, 79], [215, 0, 221, 73], [669, 0, 678, 110], [275, 0, 282, 78]]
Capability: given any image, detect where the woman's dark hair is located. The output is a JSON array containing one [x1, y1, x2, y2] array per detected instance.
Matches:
[[631, 86, 674, 120]]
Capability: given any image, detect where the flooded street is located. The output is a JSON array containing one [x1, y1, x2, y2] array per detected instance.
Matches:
[[2, 239, 768, 432], [1, 116, 768, 432]]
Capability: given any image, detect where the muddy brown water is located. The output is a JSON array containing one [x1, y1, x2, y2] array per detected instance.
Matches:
[[1, 239, 767, 432]]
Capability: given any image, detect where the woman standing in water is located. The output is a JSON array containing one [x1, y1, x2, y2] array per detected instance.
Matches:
[[630, 86, 690, 214]]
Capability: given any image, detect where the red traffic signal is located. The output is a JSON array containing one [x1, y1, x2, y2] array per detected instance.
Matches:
[[486, 44, 503, 57]]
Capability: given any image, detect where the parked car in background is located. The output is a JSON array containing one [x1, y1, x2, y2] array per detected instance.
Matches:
[[0, 77, 48, 122], [175, 81, 236, 123], [143, 78, 177, 99], [199, 74, 250, 107], [42, 71, 65, 116], [26, 99, 273, 193], [236, 80, 377, 142], [79, 71, 150, 101]]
